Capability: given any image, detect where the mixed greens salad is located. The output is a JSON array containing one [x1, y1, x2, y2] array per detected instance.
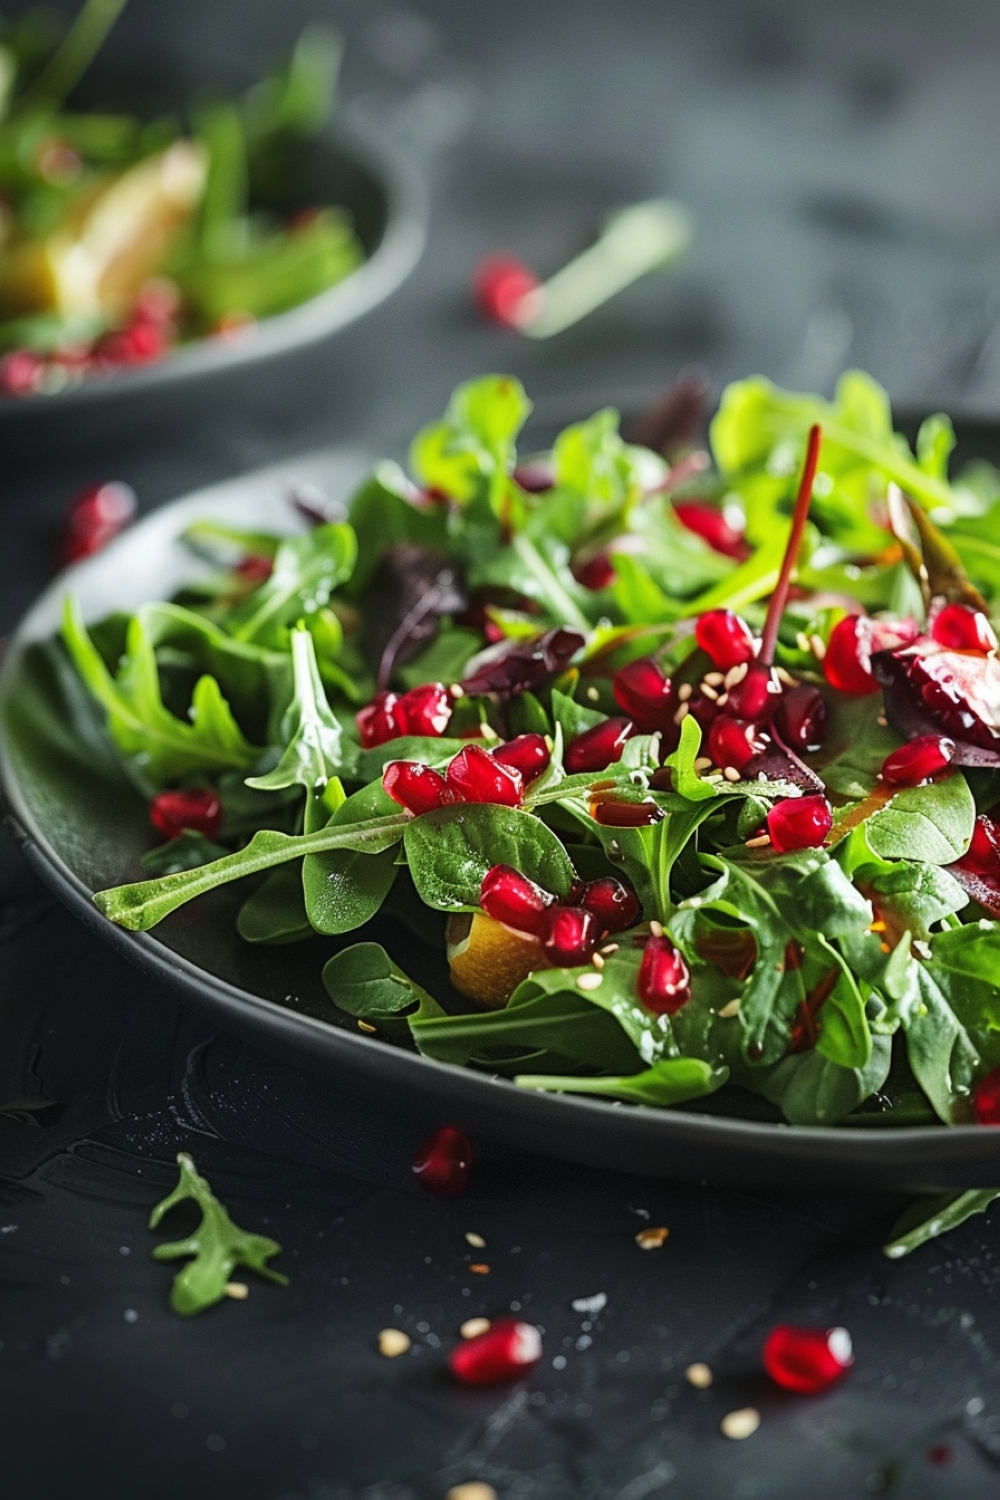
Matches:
[[60, 369, 1000, 1131], [0, 0, 362, 395]]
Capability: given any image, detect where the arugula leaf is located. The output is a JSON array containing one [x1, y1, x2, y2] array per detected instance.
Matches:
[[410, 374, 531, 509], [149, 1153, 287, 1316], [404, 803, 577, 912], [227, 524, 357, 646], [883, 1187, 1000, 1259], [663, 715, 718, 802], [552, 407, 646, 508], [516, 1056, 727, 1106], [245, 625, 346, 792], [864, 774, 975, 865], [322, 941, 444, 1036]]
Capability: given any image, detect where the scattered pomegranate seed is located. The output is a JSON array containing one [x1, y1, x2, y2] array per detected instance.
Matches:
[[775, 683, 827, 753], [590, 798, 664, 827], [492, 733, 551, 783], [673, 501, 748, 560], [931, 602, 997, 655], [762, 1324, 853, 1394], [613, 658, 675, 733], [383, 761, 452, 815], [234, 554, 274, 583], [695, 609, 756, 670], [412, 1125, 472, 1196], [449, 1316, 542, 1384], [472, 254, 541, 329], [574, 552, 617, 590], [543, 906, 601, 966], [447, 745, 523, 806], [57, 480, 138, 567], [708, 716, 762, 772], [399, 682, 453, 738], [149, 788, 222, 841], [564, 717, 633, 774], [881, 734, 955, 787], [724, 664, 781, 721], [358, 691, 406, 748], [637, 931, 691, 1014], [480, 864, 554, 936], [579, 876, 640, 933], [927, 1445, 954, 1467], [96, 319, 168, 366], [0, 347, 46, 397], [766, 795, 833, 853], [972, 1068, 1000, 1124], [823, 616, 879, 695]]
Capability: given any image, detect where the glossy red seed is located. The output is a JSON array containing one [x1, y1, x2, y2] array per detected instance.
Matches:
[[412, 1125, 472, 1196], [613, 658, 675, 733], [881, 734, 956, 787], [492, 733, 551, 783], [399, 682, 452, 738], [383, 760, 452, 815], [447, 744, 523, 806], [964, 815, 1000, 875], [574, 552, 617, 590], [695, 609, 756, 670], [973, 1067, 1000, 1125], [724, 663, 781, 721], [149, 788, 222, 841], [357, 691, 406, 748], [543, 905, 601, 966], [775, 683, 827, 752], [480, 864, 554, 936], [673, 501, 748, 560], [762, 1324, 853, 1394], [449, 1317, 543, 1384], [767, 794, 833, 853], [823, 616, 879, 695], [931, 602, 998, 655], [590, 799, 664, 827], [564, 717, 633, 774], [707, 715, 761, 772], [579, 876, 641, 933], [637, 932, 691, 1014], [0, 347, 46, 396], [472, 254, 541, 328], [58, 480, 138, 566]]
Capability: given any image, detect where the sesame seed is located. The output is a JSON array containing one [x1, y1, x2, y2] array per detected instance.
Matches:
[[703, 671, 724, 687], [716, 694, 729, 707], [601, 943, 620, 956], [718, 999, 741, 1018], [465, 1232, 486, 1249], [460, 1318, 491, 1340], [745, 833, 771, 848], [795, 631, 811, 653], [468, 1263, 490, 1275], [876, 714, 888, 727], [677, 681, 693, 701], [775, 666, 795, 686], [577, 971, 603, 991], [450, 684, 465, 698], [378, 1328, 411, 1358], [635, 1226, 669, 1250], [358, 1020, 377, 1034], [586, 686, 600, 702], [649, 920, 664, 938], [694, 757, 713, 772], [673, 703, 690, 725], [721, 1407, 761, 1440], [700, 682, 720, 701], [592, 953, 605, 970], [224, 1282, 249, 1300], [723, 662, 748, 689], [722, 766, 742, 782], [810, 634, 827, 660], [686, 1362, 713, 1389]]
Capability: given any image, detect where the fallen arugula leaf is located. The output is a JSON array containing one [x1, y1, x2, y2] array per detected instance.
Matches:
[[883, 1187, 1000, 1259]]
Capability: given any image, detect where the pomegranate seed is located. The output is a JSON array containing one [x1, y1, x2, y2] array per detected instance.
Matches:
[[574, 552, 617, 590], [927, 1445, 953, 1467], [775, 683, 827, 753], [579, 876, 640, 933], [613, 658, 675, 733], [708, 715, 762, 772], [590, 798, 664, 827], [412, 1125, 472, 1196], [447, 745, 523, 806], [0, 347, 46, 397], [724, 664, 781, 721], [472, 254, 540, 328], [881, 734, 955, 787], [480, 864, 554, 936], [823, 616, 879, 695], [766, 794, 833, 853], [637, 932, 691, 1014], [695, 609, 756, 670], [931, 602, 997, 654], [964, 815, 1000, 875], [383, 761, 451, 815], [149, 788, 222, 841], [58, 480, 138, 566], [543, 905, 601, 965], [762, 1324, 853, 1394], [973, 1068, 1000, 1124], [449, 1317, 543, 1384], [565, 717, 633, 774], [492, 733, 551, 783], [673, 501, 748, 560], [357, 691, 406, 748], [97, 319, 167, 366], [399, 682, 452, 738]]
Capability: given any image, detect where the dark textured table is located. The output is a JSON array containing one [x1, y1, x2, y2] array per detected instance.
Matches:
[[4, 3, 1000, 1497]]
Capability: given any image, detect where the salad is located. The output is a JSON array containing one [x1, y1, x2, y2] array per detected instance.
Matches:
[[0, 0, 362, 396], [60, 369, 1000, 1131]]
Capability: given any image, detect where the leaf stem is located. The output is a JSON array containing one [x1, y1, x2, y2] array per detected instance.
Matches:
[[758, 423, 821, 667], [14, 0, 130, 115], [511, 533, 591, 632]]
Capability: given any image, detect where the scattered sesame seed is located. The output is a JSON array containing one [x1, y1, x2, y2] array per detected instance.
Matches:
[[722, 766, 742, 782], [446, 1484, 498, 1500], [592, 953, 605, 970], [795, 631, 811, 653], [465, 1232, 486, 1249], [460, 1318, 491, 1340], [745, 833, 771, 848], [686, 1362, 713, 1389], [677, 682, 693, 702], [358, 1020, 377, 1034], [723, 662, 748, 689], [694, 756, 713, 772], [718, 998, 742, 1018], [700, 682, 720, 702], [673, 703, 690, 725], [468, 1263, 490, 1275], [649, 920, 664, 938], [809, 634, 827, 660], [450, 684, 465, 698], [703, 671, 724, 687], [577, 971, 603, 991], [635, 1226, 669, 1250], [601, 943, 620, 956], [876, 714, 888, 727], [775, 667, 796, 686], [721, 1407, 761, 1440], [586, 685, 600, 702], [378, 1328, 411, 1358], [224, 1282, 249, 1301], [716, 693, 729, 707]]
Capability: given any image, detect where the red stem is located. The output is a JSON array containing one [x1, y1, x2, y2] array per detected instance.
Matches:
[[758, 423, 822, 668]]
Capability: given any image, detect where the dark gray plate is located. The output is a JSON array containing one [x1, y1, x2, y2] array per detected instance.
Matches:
[[3, 442, 1000, 1192]]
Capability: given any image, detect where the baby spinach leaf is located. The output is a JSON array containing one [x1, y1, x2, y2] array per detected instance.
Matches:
[[883, 1187, 1000, 1259], [864, 774, 975, 865], [750, 1035, 893, 1127], [246, 625, 347, 792], [883, 940, 979, 1123], [404, 803, 577, 911], [237, 865, 311, 945], [322, 942, 444, 1035], [227, 524, 357, 647], [149, 1153, 287, 1316], [516, 1056, 727, 1107], [303, 779, 402, 935], [141, 830, 228, 876]]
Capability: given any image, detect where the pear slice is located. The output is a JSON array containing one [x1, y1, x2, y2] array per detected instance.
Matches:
[[446, 910, 552, 1009]]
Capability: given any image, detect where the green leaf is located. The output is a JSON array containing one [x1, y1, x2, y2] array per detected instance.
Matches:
[[322, 941, 444, 1035], [883, 1188, 1000, 1259], [303, 779, 402, 934], [752, 1036, 893, 1126], [237, 865, 311, 945], [552, 408, 646, 507], [516, 1056, 727, 1107], [885, 939, 979, 1122], [409, 375, 531, 506], [227, 525, 357, 646], [916, 413, 956, 482], [344, 464, 449, 599], [141, 830, 228, 876], [149, 1153, 287, 1316], [245, 625, 345, 791], [663, 715, 717, 802], [404, 803, 577, 912], [864, 774, 975, 865]]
